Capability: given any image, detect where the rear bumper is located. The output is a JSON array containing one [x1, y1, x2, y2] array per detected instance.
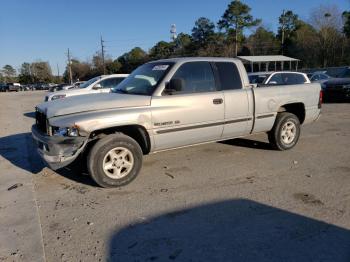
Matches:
[[31, 125, 88, 170]]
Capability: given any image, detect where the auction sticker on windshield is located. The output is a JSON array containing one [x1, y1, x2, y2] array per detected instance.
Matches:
[[152, 65, 169, 71]]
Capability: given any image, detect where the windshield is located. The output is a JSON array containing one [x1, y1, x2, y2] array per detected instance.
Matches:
[[112, 62, 174, 95], [80, 76, 100, 88]]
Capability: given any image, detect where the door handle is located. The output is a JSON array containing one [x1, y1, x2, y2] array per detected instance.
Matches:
[[213, 98, 223, 105]]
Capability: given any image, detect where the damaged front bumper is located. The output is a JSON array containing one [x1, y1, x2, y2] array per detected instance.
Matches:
[[31, 125, 88, 170]]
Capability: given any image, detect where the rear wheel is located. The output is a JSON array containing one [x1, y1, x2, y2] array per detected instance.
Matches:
[[268, 112, 300, 151], [87, 133, 143, 188]]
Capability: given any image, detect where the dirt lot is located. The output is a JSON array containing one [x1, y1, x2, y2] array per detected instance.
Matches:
[[0, 91, 349, 262]]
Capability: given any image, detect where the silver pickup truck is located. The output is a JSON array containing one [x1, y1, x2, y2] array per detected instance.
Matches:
[[32, 57, 322, 187]]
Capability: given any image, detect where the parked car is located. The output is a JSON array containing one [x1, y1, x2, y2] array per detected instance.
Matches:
[[310, 71, 332, 89], [20, 84, 32, 91], [32, 57, 322, 188], [0, 83, 21, 92], [0, 83, 6, 92], [322, 67, 350, 102], [33, 83, 49, 90], [73, 81, 85, 88], [248, 72, 273, 84], [49, 84, 73, 92], [261, 72, 311, 86], [45, 74, 128, 101]]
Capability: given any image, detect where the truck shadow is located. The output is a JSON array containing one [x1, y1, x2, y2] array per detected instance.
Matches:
[[0, 133, 278, 186], [23, 111, 36, 119], [0, 132, 97, 186], [108, 199, 350, 262], [221, 138, 273, 150]]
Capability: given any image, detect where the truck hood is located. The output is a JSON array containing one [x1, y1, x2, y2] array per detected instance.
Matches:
[[37, 93, 151, 118]]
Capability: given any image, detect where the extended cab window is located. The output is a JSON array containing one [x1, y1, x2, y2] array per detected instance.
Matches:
[[215, 62, 242, 90], [170, 62, 216, 94]]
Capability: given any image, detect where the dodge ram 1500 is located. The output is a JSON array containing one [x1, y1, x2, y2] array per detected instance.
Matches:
[[32, 57, 322, 187]]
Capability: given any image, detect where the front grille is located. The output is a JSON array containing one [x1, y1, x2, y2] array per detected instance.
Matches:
[[35, 109, 48, 134]]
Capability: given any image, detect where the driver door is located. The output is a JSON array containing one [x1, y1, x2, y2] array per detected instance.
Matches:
[[151, 61, 225, 151]]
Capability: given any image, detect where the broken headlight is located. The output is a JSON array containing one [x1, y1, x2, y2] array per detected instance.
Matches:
[[52, 126, 79, 137]]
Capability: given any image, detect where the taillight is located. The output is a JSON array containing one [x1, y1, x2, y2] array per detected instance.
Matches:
[[318, 90, 323, 109]]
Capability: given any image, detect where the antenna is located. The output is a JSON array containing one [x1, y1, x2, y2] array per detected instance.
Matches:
[[170, 24, 177, 41]]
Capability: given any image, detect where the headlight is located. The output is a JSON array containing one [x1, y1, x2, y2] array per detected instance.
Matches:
[[343, 84, 350, 89], [52, 126, 79, 137], [51, 94, 66, 100]]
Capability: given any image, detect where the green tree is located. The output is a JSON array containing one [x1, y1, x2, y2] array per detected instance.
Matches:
[[288, 21, 320, 68], [117, 47, 148, 73], [174, 33, 193, 56], [2, 65, 16, 82], [30, 62, 53, 83], [218, 0, 261, 56], [309, 5, 344, 67], [149, 41, 175, 60], [63, 59, 94, 82], [191, 17, 215, 48], [247, 27, 279, 55], [343, 11, 350, 38], [0, 72, 4, 83], [106, 60, 122, 74], [18, 62, 32, 84], [92, 52, 105, 75], [278, 10, 299, 54]]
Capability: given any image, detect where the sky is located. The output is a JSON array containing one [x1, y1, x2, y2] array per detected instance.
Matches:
[[0, 0, 349, 75]]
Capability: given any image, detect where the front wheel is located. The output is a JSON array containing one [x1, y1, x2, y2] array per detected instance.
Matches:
[[268, 112, 300, 151], [87, 133, 143, 188]]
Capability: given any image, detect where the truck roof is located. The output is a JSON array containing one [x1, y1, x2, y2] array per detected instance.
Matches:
[[150, 57, 250, 89], [151, 57, 242, 64]]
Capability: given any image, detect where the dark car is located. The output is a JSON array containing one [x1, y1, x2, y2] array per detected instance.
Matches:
[[0, 83, 21, 92], [323, 67, 350, 102]]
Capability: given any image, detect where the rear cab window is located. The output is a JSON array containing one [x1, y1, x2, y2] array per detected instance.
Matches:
[[214, 62, 242, 90]]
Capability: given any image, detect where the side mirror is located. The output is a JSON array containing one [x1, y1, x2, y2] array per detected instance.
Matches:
[[93, 83, 102, 90], [164, 78, 184, 94]]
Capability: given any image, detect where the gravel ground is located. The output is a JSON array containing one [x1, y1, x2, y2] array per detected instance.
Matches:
[[0, 91, 349, 262]]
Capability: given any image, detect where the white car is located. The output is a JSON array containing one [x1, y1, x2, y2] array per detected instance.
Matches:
[[262, 72, 310, 86], [45, 74, 128, 101]]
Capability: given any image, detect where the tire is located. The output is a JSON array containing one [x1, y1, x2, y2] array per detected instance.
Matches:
[[87, 133, 143, 188], [268, 112, 301, 151]]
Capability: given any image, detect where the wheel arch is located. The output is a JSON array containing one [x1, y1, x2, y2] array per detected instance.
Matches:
[[88, 125, 151, 155], [277, 102, 305, 124]]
